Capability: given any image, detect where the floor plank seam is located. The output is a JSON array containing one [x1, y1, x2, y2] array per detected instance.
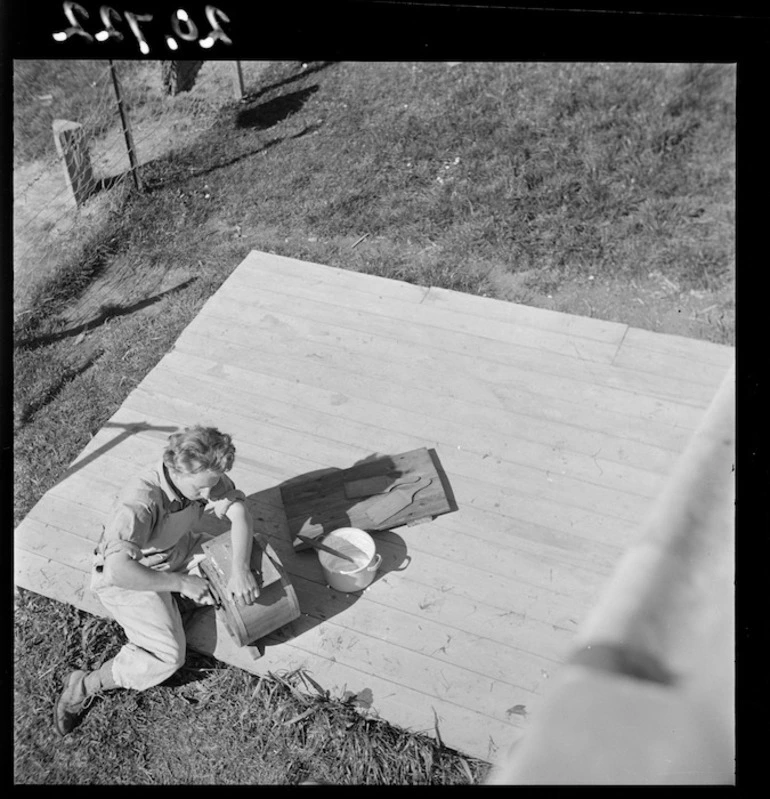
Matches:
[[138, 366, 682, 489], [158, 345, 696, 459], [20, 503, 618, 606], [240, 257, 627, 346], [51, 437, 648, 556], [35, 479, 624, 583], [111, 398, 659, 530], [171, 327, 710, 432], [221, 274, 733, 384], [15, 546, 588, 668], [245, 257, 734, 363], [129, 393, 673, 507], [210, 281, 622, 367], [16, 543, 551, 704], [609, 323, 629, 367], [179, 306, 719, 409], [264, 619, 545, 698]]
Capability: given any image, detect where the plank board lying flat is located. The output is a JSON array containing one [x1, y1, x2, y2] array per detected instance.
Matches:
[[14, 251, 734, 764]]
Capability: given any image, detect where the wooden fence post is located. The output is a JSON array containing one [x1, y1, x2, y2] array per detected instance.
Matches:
[[162, 60, 204, 95], [52, 119, 96, 207], [232, 60, 245, 100]]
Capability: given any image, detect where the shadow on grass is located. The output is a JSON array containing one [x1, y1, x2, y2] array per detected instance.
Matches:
[[15, 278, 197, 351], [15, 352, 104, 428], [240, 61, 336, 106], [142, 119, 324, 191], [236, 85, 319, 130], [187, 121, 324, 181]]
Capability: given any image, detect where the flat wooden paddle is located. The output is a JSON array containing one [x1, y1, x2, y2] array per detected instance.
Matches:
[[296, 534, 357, 563]]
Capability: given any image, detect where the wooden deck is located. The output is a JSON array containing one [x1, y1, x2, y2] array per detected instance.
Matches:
[[14, 250, 734, 763]]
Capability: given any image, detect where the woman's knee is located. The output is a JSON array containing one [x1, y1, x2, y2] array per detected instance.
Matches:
[[156, 637, 186, 672], [154, 658, 184, 685], [139, 646, 185, 687], [113, 639, 185, 690]]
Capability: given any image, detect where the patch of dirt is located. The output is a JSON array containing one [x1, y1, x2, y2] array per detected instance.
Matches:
[[486, 265, 735, 346]]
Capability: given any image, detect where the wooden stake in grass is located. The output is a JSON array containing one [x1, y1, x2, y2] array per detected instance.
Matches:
[[432, 707, 444, 749], [299, 671, 329, 699]]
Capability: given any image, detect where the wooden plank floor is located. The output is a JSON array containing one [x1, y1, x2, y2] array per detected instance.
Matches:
[[14, 250, 734, 763]]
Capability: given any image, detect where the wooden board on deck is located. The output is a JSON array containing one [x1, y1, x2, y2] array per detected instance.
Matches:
[[282, 446, 455, 548], [14, 250, 734, 764]]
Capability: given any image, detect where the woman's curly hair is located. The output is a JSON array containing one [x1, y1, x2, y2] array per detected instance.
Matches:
[[163, 425, 236, 475]]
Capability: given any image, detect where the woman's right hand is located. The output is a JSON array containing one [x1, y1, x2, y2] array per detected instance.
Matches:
[[178, 574, 215, 605]]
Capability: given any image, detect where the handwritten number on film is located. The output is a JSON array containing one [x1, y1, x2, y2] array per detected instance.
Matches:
[[97, 5, 123, 41], [53, 3, 233, 51], [53, 2, 93, 42]]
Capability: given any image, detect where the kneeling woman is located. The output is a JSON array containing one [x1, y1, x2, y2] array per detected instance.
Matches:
[[55, 425, 259, 735]]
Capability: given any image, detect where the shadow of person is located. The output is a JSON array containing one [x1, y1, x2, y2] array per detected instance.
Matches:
[[15, 280, 197, 352], [185, 453, 414, 658], [235, 85, 319, 131]]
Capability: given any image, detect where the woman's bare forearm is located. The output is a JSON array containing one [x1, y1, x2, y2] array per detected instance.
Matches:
[[227, 502, 254, 571]]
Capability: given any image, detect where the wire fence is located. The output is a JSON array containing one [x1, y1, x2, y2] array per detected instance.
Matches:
[[13, 59, 270, 315]]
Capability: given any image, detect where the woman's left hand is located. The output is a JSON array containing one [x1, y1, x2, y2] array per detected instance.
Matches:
[[226, 567, 260, 605]]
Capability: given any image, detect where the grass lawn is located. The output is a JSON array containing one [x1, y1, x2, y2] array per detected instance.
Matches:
[[14, 60, 735, 784]]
